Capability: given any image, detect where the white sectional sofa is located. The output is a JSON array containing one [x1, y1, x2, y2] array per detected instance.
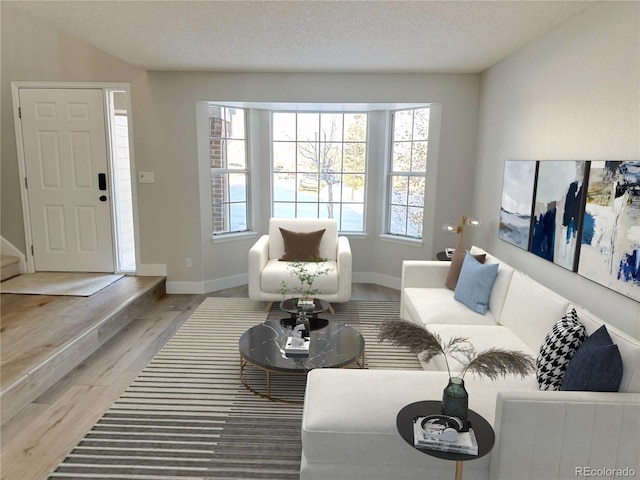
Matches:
[[300, 250, 640, 480]]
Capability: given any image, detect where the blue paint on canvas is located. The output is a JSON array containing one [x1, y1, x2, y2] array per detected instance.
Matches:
[[618, 248, 640, 284], [562, 181, 583, 243], [531, 207, 556, 261], [581, 212, 595, 245]]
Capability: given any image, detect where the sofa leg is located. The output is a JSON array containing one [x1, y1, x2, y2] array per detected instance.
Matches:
[[264, 301, 274, 312]]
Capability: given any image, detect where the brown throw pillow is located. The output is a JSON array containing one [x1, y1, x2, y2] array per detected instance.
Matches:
[[445, 245, 487, 290], [279, 228, 326, 262]]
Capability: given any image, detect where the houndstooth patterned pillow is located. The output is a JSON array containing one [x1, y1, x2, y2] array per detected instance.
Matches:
[[537, 309, 586, 391]]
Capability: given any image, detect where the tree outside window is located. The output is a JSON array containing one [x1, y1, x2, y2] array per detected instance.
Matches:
[[272, 112, 367, 232]]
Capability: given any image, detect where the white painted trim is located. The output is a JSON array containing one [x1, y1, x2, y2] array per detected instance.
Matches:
[[136, 264, 167, 276], [166, 281, 205, 295], [0, 237, 27, 274]]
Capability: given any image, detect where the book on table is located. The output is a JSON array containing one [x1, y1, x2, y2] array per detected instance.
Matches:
[[413, 417, 478, 455], [285, 336, 310, 354]]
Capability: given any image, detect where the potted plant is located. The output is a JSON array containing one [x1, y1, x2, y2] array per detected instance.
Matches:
[[378, 318, 535, 419], [278, 257, 333, 310]]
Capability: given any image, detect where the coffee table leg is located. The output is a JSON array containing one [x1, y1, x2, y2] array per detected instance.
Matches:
[[455, 460, 463, 480]]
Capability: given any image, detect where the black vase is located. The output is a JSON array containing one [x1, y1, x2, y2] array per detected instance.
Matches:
[[441, 377, 469, 420]]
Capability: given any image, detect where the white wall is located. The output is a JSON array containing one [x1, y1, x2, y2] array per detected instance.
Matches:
[[135, 72, 480, 291], [473, 1, 640, 337]]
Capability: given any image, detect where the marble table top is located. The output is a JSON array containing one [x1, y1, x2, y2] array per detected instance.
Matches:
[[238, 319, 364, 373]]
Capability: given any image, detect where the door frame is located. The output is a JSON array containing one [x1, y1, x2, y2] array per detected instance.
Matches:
[[11, 81, 140, 274]]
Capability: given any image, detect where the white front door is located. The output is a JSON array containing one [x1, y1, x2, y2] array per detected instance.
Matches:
[[19, 88, 115, 272]]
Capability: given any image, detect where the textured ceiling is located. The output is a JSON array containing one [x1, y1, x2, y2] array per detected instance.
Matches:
[[10, 0, 597, 73]]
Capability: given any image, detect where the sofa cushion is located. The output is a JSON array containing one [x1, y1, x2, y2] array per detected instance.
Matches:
[[561, 325, 623, 392], [482, 252, 515, 322], [536, 309, 586, 391], [498, 271, 570, 352], [454, 253, 499, 314], [278, 227, 325, 261], [445, 245, 486, 290], [425, 324, 539, 375], [403, 288, 498, 328], [260, 259, 338, 294], [571, 305, 640, 393]]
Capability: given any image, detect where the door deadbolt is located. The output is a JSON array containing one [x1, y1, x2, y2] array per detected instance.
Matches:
[[99, 195, 107, 202]]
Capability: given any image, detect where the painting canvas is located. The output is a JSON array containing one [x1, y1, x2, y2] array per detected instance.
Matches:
[[498, 161, 537, 250], [578, 161, 640, 301], [530, 161, 587, 271]]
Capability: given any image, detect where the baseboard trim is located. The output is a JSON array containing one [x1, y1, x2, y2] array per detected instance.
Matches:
[[165, 272, 399, 295]]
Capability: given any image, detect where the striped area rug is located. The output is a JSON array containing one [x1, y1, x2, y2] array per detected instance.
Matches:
[[48, 298, 421, 480]]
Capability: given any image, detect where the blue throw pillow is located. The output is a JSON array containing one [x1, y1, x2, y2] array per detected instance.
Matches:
[[453, 252, 499, 314], [561, 325, 623, 392]]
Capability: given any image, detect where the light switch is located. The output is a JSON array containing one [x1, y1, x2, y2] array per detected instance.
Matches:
[[138, 171, 155, 184]]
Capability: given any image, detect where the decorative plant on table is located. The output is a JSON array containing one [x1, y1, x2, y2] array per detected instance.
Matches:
[[279, 256, 333, 309], [378, 318, 535, 420]]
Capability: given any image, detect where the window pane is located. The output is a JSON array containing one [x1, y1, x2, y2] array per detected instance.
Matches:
[[229, 203, 247, 231], [229, 173, 246, 202], [393, 110, 413, 142], [413, 108, 430, 141], [273, 112, 296, 141], [408, 177, 425, 207], [412, 141, 427, 172], [324, 143, 343, 173], [389, 205, 408, 235], [320, 178, 341, 203], [273, 175, 296, 201], [297, 113, 319, 142], [344, 114, 367, 142], [297, 143, 319, 172], [391, 175, 409, 205], [321, 113, 343, 142], [407, 206, 424, 237], [341, 203, 364, 232], [273, 202, 295, 218], [344, 143, 366, 173], [297, 202, 318, 218], [227, 108, 245, 139], [343, 174, 365, 202], [392, 142, 411, 172], [226, 139, 246, 168], [273, 142, 296, 171]]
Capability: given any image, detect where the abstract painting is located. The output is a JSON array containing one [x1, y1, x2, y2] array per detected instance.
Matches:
[[578, 161, 640, 301], [530, 161, 588, 271], [498, 161, 537, 250]]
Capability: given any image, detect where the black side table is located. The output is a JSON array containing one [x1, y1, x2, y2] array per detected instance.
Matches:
[[437, 251, 452, 261], [396, 401, 495, 480]]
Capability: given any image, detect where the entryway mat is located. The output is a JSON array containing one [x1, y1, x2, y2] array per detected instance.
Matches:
[[0, 272, 125, 296]]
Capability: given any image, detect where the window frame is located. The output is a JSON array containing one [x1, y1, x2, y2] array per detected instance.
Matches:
[[209, 105, 251, 237], [385, 106, 430, 240], [270, 111, 368, 234]]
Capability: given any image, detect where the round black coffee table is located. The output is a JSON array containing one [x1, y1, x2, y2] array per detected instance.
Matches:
[[238, 320, 365, 403], [397, 401, 495, 480]]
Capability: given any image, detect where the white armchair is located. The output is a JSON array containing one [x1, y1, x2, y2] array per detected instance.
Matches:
[[248, 218, 352, 311]]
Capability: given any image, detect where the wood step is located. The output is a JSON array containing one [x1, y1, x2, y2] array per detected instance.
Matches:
[[0, 275, 166, 426], [0, 255, 20, 282]]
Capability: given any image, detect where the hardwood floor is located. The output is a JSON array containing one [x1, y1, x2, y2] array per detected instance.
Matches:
[[0, 283, 399, 480]]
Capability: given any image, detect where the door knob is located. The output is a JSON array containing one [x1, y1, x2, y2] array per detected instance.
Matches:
[[99, 195, 107, 202]]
